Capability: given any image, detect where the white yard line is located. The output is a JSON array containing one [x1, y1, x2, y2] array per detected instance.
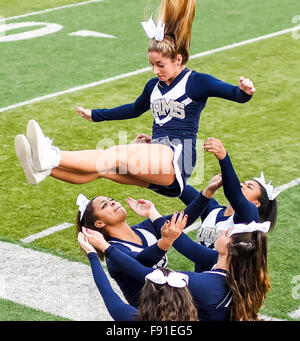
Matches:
[[3, 0, 103, 21], [273, 178, 300, 195], [0, 67, 151, 113], [0, 241, 116, 321], [288, 308, 300, 319], [0, 26, 299, 114], [20, 222, 74, 244], [189, 26, 300, 60]]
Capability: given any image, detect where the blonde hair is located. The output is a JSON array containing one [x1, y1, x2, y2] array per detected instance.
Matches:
[[148, 0, 196, 64]]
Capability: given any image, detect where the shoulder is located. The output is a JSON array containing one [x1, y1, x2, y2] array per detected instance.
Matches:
[[145, 77, 159, 91], [131, 218, 157, 232], [188, 70, 219, 84], [107, 241, 138, 256], [201, 198, 225, 220], [186, 71, 220, 98]]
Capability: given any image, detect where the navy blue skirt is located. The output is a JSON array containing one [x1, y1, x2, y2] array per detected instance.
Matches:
[[148, 136, 195, 197]]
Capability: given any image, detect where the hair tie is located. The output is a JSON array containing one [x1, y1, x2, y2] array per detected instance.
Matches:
[[145, 269, 189, 288], [76, 193, 90, 221], [141, 15, 165, 41], [229, 221, 271, 237], [253, 172, 280, 200]]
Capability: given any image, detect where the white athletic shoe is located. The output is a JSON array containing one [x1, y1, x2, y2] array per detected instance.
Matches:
[[15, 134, 51, 185], [26, 120, 60, 172]]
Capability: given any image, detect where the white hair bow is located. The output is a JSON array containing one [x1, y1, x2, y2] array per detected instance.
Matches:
[[76, 193, 90, 221], [145, 269, 189, 288], [253, 172, 280, 201], [229, 221, 271, 237], [141, 15, 165, 41]]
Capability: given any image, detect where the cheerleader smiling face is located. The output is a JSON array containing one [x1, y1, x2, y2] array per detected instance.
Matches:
[[148, 51, 184, 85]]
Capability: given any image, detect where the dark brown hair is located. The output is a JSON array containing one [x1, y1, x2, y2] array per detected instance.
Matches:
[[254, 181, 278, 231], [76, 198, 109, 260], [136, 268, 198, 321], [226, 231, 270, 321]]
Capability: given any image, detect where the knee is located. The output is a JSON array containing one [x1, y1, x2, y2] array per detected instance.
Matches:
[[95, 145, 124, 174]]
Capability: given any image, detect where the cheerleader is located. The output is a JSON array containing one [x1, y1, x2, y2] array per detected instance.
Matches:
[[77, 218, 198, 321], [15, 0, 255, 198], [75, 192, 209, 308], [82, 218, 271, 321]]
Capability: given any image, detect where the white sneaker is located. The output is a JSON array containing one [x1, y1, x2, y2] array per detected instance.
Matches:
[[15, 134, 51, 185], [26, 120, 60, 172]]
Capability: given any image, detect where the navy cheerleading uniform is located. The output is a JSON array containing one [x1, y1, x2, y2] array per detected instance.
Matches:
[[102, 242, 231, 321], [92, 68, 252, 197], [105, 191, 210, 308]]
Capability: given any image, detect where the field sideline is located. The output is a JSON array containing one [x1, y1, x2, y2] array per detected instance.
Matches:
[[0, 0, 300, 321]]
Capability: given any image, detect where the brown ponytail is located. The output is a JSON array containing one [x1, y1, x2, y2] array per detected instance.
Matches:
[[148, 0, 196, 64], [226, 231, 270, 320]]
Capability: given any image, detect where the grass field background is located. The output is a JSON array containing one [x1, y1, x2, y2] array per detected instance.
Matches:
[[0, 0, 299, 321]]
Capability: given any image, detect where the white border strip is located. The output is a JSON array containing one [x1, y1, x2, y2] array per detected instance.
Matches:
[[0, 26, 299, 114], [20, 222, 74, 244], [3, 0, 103, 21]]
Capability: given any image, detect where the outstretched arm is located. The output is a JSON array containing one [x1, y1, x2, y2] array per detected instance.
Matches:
[[75, 80, 152, 122], [81, 228, 154, 282], [203, 137, 259, 223], [77, 233, 137, 321], [188, 73, 255, 104], [88, 253, 137, 321]]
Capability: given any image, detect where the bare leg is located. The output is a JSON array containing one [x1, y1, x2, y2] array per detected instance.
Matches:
[[51, 166, 151, 187], [58, 144, 175, 186]]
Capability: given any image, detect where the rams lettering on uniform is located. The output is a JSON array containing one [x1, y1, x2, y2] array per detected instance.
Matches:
[[151, 99, 185, 119]]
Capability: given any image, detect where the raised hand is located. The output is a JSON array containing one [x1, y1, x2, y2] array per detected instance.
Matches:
[[75, 106, 93, 122], [81, 227, 110, 252], [126, 197, 155, 217], [203, 137, 227, 160], [239, 76, 256, 95], [202, 174, 223, 198], [77, 231, 96, 254], [158, 211, 188, 250]]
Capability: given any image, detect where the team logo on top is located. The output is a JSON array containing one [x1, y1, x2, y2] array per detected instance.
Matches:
[[151, 99, 185, 125], [196, 226, 222, 248]]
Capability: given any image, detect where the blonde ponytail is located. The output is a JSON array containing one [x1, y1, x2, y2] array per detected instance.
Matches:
[[148, 0, 196, 64]]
